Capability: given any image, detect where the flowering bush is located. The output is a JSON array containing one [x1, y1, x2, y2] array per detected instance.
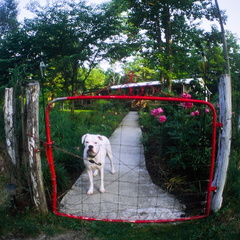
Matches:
[[150, 108, 167, 123], [180, 92, 194, 109], [140, 103, 213, 193]]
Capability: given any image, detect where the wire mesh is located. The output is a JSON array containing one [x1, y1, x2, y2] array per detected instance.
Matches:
[[44, 96, 218, 223]]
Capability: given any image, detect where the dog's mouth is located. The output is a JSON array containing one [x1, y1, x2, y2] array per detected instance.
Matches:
[[87, 149, 96, 158]]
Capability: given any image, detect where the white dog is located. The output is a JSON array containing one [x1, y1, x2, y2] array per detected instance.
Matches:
[[82, 134, 115, 195]]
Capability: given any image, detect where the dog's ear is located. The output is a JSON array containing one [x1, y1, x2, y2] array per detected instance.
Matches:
[[82, 134, 88, 144], [97, 135, 103, 141]]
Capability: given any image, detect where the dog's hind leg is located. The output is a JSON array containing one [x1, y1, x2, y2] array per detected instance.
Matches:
[[107, 147, 115, 174]]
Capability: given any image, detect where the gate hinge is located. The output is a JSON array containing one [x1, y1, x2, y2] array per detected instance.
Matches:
[[215, 122, 223, 128], [210, 186, 217, 192]]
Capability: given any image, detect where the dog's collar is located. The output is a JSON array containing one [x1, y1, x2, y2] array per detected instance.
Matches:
[[85, 144, 101, 165], [86, 157, 102, 166]]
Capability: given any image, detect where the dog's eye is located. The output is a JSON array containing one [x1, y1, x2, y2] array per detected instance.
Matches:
[[94, 142, 97, 144], [86, 141, 89, 143]]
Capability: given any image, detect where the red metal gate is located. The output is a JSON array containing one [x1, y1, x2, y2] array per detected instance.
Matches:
[[44, 73, 221, 223]]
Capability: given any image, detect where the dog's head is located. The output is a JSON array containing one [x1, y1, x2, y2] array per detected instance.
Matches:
[[81, 134, 103, 158]]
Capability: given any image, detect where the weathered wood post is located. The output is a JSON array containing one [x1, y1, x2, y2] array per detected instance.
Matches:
[[4, 88, 17, 166], [26, 81, 48, 213], [211, 75, 232, 212], [211, 0, 232, 212]]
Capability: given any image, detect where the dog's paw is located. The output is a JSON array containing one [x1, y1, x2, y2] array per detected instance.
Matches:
[[87, 189, 93, 195], [99, 188, 105, 193], [111, 170, 116, 175]]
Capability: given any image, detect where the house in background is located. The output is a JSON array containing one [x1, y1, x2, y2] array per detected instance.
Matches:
[[111, 78, 212, 101]]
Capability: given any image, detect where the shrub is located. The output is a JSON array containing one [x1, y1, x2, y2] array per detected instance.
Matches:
[[139, 100, 213, 212]]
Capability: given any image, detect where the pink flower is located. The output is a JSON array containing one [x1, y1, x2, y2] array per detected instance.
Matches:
[[180, 92, 193, 109], [150, 108, 164, 117], [190, 112, 195, 116], [181, 92, 191, 99], [194, 110, 200, 115], [180, 102, 194, 109], [150, 108, 167, 123], [205, 108, 210, 113], [158, 115, 167, 123]]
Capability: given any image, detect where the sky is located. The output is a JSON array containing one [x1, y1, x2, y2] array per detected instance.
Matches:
[[18, 0, 109, 21], [211, 0, 239, 38], [17, 0, 240, 39]]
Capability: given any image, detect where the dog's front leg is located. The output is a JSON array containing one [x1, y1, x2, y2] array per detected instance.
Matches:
[[87, 169, 94, 195], [99, 168, 105, 193], [93, 169, 98, 176]]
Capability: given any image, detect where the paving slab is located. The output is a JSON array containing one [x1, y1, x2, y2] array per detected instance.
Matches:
[[60, 111, 185, 221]]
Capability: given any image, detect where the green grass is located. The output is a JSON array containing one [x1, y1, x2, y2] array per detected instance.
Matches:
[[0, 206, 239, 239]]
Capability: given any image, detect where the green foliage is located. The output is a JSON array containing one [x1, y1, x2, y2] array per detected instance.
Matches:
[[139, 101, 213, 214], [165, 106, 212, 174], [140, 103, 212, 177], [81, 68, 106, 92], [0, 0, 19, 36], [0, 0, 239, 99], [112, 0, 224, 90], [0, 0, 126, 96]]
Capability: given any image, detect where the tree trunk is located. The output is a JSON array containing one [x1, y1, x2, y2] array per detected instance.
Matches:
[[163, 5, 173, 92], [26, 81, 48, 213], [211, 74, 232, 212]]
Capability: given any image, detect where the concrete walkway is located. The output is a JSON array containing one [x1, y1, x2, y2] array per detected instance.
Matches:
[[60, 112, 185, 221]]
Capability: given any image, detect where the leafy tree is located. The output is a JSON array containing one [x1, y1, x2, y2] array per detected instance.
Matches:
[[123, 56, 159, 81], [0, 0, 21, 92], [104, 68, 124, 86], [23, 0, 125, 96], [111, 0, 223, 91], [0, 0, 19, 36], [86, 68, 106, 92], [226, 31, 240, 115], [0, 29, 33, 90]]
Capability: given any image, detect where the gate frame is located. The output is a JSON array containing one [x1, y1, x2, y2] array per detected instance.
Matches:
[[44, 95, 220, 223]]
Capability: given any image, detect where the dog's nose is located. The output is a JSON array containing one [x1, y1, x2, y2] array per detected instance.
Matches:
[[88, 145, 93, 149]]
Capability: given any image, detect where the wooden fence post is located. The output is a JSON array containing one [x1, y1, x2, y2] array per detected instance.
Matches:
[[26, 81, 48, 213], [211, 74, 232, 212], [4, 88, 17, 166]]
